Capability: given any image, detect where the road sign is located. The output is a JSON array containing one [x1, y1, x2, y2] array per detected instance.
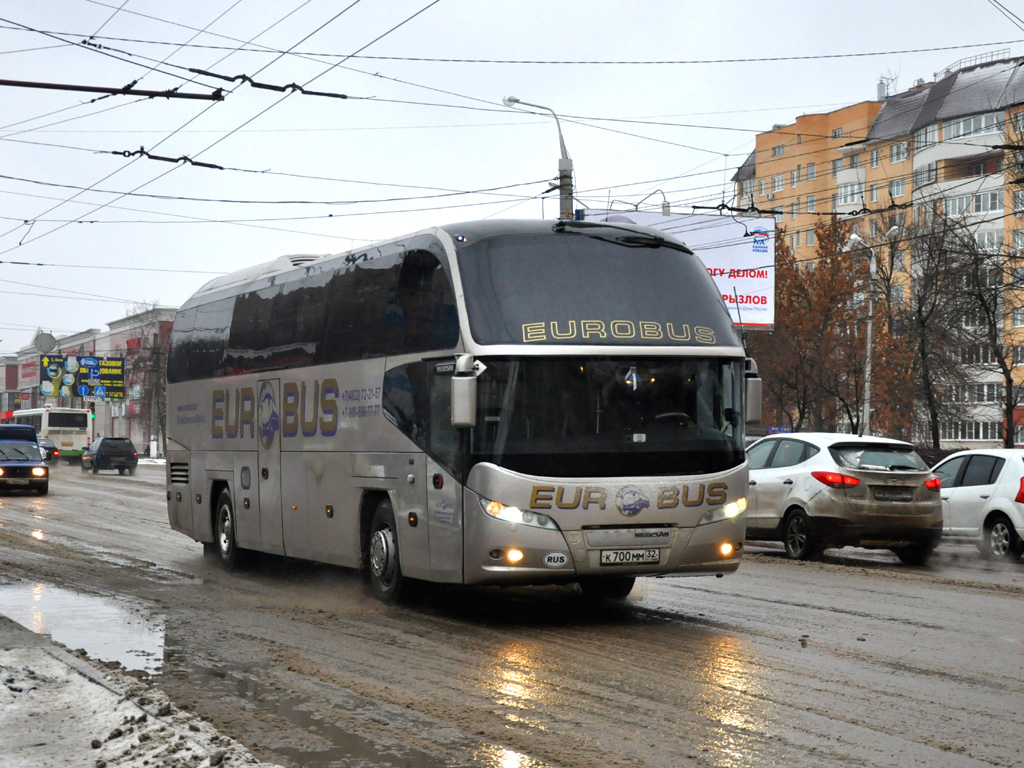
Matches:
[[38, 355, 125, 400]]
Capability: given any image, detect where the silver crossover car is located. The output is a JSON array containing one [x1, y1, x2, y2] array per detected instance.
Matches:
[[745, 433, 942, 563]]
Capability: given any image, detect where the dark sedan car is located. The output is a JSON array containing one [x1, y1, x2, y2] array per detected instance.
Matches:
[[0, 437, 49, 495], [81, 437, 139, 475], [37, 436, 59, 463]]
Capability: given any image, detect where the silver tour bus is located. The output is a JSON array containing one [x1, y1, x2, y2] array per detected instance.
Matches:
[[165, 219, 761, 602]]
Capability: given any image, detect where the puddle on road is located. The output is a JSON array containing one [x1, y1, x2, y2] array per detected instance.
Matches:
[[182, 663, 550, 768], [0, 581, 165, 673]]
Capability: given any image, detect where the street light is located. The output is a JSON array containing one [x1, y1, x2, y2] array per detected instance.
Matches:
[[503, 96, 574, 219], [848, 227, 900, 435]]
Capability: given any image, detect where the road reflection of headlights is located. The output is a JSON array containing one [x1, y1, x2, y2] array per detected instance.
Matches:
[[698, 497, 747, 526], [480, 498, 560, 530]]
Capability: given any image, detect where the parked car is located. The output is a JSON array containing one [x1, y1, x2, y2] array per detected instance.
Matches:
[[745, 433, 942, 564], [931, 449, 1024, 561], [0, 424, 49, 495], [37, 436, 59, 463], [81, 437, 139, 475]]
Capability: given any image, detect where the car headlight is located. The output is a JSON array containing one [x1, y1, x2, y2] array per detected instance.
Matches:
[[698, 497, 747, 526], [479, 497, 559, 530], [32, 467, 47, 477]]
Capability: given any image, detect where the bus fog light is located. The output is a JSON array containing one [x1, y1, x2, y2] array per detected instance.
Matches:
[[720, 542, 734, 556], [506, 549, 524, 563], [489, 549, 503, 560]]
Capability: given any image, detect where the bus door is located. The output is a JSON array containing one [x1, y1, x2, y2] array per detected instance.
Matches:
[[426, 457, 463, 582], [257, 378, 285, 553]]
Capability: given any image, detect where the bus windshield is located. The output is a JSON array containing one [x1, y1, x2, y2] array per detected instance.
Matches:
[[469, 356, 744, 478]]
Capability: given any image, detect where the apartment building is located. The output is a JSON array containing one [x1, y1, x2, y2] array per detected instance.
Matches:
[[735, 51, 1024, 447]]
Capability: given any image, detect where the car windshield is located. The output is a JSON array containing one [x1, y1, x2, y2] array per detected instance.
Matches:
[[0, 440, 43, 461], [830, 444, 928, 471]]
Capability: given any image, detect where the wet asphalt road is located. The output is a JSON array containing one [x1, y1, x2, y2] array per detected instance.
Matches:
[[0, 462, 1022, 767]]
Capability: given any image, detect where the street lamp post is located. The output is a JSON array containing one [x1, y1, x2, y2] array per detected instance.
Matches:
[[848, 227, 899, 435], [503, 96, 574, 219]]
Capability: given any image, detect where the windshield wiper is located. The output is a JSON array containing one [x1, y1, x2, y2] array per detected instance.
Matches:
[[552, 220, 694, 255]]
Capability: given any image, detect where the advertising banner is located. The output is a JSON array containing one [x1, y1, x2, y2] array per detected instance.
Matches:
[[38, 355, 126, 400], [583, 210, 776, 328]]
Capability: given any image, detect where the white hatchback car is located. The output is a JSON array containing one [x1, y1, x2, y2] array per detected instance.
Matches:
[[931, 449, 1024, 561], [745, 433, 942, 563]]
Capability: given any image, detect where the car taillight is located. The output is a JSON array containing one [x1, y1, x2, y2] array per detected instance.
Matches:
[[1015, 477, 1024, 504], [133, 452, 138, 457], [924, 477, 941, 490], [811, 471, 860, 488], [53, 450, 59, 456]]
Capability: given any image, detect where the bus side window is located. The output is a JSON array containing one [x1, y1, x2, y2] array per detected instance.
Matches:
[[394, 250, 459, 353], [167, 308, 197, 383], [383, 361, 460, 478]]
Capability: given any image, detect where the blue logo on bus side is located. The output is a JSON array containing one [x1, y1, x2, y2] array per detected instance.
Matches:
[[258, 381, 279, 450]]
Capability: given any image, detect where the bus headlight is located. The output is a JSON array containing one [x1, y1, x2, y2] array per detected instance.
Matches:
[[479, 497, 559, 530], [697, 497, 747, 526]]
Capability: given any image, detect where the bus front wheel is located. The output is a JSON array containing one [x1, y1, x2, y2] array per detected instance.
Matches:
[[215, 490, 245, 571], [368, 499, 407, 603]]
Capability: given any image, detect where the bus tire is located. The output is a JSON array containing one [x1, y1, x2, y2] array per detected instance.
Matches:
[[215, 489, 245, 571], [368, 498, 407, 603], [579, 576, 635, 600]]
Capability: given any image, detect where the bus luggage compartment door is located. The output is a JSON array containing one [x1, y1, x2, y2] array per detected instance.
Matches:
[[257, 378, 285, 554], [426, 458, 463, 583]]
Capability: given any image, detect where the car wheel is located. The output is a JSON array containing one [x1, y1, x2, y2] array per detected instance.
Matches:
[[783, 509, 819, 560], [215, 489, 245, 571], [36, 483, 48, 496], [367, 498, 410, 603], [128, 467, 136, 476], [118, 468, 125, 475], [578, 576, 635, 600], [982, 514, 1021, 561], [80, 461, 87, 473], [894, 542, 933, 566], [91, 463, 98, 474]]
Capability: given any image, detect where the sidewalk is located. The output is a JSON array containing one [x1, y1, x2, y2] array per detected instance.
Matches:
[[0, 616, 280, 768]]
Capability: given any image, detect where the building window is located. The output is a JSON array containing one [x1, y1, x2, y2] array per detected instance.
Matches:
[[832, 158, 843, 177], [870, 149, 880, 167], [947, 194, 971, 216], [759, 179, 765, 197], [806, 195, 816, 213], [1014, 307, 1024, 327], [773, 145, 785, 157], [889, 178, 905, 198], [807, 162, 816, 180], [832, 193, 838, 209], [914, 124, 938, 150], [892, 249, 905, 270], [741, 179, 755, 203], [890, 142, 908, 162], [914, 162, 937, 187], [1014, 345, 1024, 364], [790, 202, 798, 219], [946, 112, 1002, 139], [974, 191, 1003, 213], [976, 230, 1004, 252], [772, 175, 784, 193], [806, 229, 816, 247], [850, 154, 861, 169], [790, 232, 801, 249], [838, 182, 864, 205], [1014, 190, 1024, 214], [832, 127, 844, 139], [890, 284, 904, 305], [1013, 230, 1024, 251], [870, 185, 879, 203], [1015, 112, 1024, 133]]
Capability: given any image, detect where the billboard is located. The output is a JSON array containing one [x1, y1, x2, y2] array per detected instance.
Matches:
[[39, 355, 126, 400], [582, 210, 776, 328]]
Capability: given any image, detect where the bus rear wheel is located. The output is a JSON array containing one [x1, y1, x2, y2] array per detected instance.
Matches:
[[215, 489, 245, 571], [368, 499, 407, 603]]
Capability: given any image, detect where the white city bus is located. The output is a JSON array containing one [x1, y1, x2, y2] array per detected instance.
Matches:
[[165, 219, 761, 602], [8, 407, 92, 459]]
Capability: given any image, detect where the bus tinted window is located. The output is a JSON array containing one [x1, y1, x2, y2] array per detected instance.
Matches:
[[168, 249, 458, 382], [455, 231, 736, 347]]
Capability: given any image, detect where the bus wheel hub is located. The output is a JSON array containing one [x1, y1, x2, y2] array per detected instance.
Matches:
[[370, 528, 396, 582]]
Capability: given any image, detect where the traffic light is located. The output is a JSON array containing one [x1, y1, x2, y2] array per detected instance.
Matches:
[[88, 402, 95, 419]]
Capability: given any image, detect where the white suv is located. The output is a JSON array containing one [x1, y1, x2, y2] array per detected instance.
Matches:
[[746, 433, 942, 563], [931, 449, 1024, 561]]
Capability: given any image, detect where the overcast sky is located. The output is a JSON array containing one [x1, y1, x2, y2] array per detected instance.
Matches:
[[1, 0, 1021, 354]]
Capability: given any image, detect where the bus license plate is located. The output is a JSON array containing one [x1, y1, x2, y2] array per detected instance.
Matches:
[[600, 548, 660, 566]]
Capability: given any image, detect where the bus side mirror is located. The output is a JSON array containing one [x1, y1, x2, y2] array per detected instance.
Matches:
[[745, 358, 762, 425], [451, 354, 486, 429]]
